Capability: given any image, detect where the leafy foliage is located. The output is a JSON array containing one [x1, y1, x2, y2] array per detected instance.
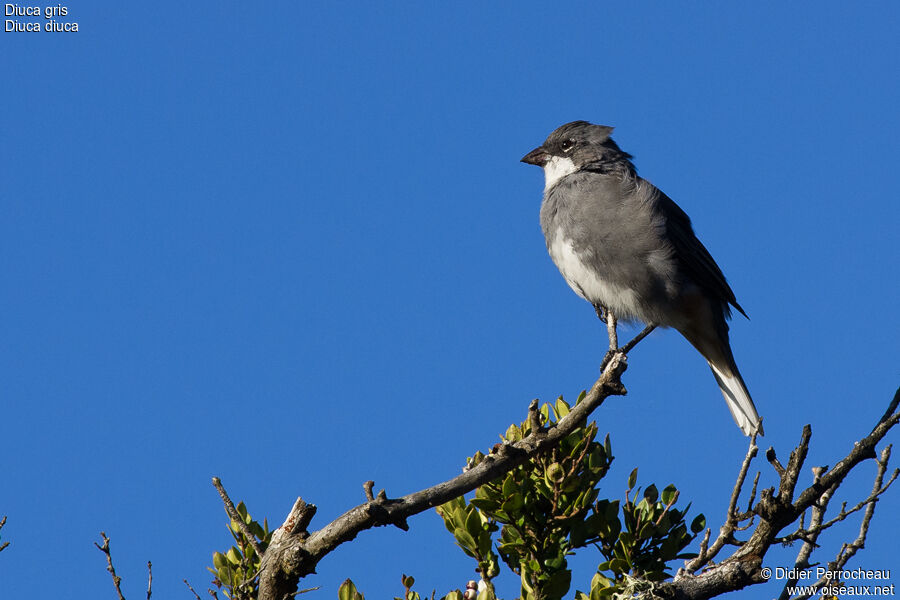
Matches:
[[436, 395, 702, 600], [213, 397, 702, 600]]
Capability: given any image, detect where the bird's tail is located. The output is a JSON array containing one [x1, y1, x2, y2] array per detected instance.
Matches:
[[708, 360, 763, 436]]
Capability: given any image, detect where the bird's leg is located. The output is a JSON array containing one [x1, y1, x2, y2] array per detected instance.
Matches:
[[605, 309, 618, 351], [599, 314, 657, 372], [593, 303, 607, 324], [598, 306, 618, 371]]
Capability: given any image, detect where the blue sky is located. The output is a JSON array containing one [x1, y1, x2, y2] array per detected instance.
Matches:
[[2, 3, 898, 599]]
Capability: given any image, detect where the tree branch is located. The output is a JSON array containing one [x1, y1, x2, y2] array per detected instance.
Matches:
[[257, 352, 631, 600], [94, 532, 126, 600], [0, 516, 8, 554], [662, 390, 899, 600], [213, 476, 265, 558], [798, 444, 894, 599], [684, 435, 759, 573]]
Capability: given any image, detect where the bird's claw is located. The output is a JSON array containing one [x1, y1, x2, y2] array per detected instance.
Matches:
[[599, 348, 619, 372]]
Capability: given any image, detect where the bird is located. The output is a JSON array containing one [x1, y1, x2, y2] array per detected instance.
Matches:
[[521, 120, 763, 436]]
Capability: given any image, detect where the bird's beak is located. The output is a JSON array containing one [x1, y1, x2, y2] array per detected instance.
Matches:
[[521, 146, 550, 167]]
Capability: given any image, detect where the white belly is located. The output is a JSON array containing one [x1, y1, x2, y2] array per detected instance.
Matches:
[[548, 229, 640, 317]]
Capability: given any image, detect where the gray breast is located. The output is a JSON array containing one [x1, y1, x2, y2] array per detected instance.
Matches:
[[539, 172, 681, 323]]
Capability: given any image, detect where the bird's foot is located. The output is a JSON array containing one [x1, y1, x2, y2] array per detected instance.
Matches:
[[599, 323, 658, 373], [593, 304, 608, 324], [599, 348, 619, 372]]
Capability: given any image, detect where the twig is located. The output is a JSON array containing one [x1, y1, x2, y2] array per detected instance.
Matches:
[[146, 561, 153, 600], [212, 477, 265, 558], [0, 516, 8, 553], [94, 532, 126, 600], [766, 447, 786, 477], [599, 319, 655, 372], [294, 587, 321, 596], [258, 352, 631, 600], [821, 445, 891, 583], [669, 393, 900, 600], [684, 435, 758, 572], [778, 470, 837, 600], [527, 399, 542, 434], [875, 386, 900, 430], [618, 323, 656, 355], [183, 579, 203, 600], [777, 465, 897, 544]]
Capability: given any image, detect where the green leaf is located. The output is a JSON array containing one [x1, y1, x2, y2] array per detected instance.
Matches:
[[690, 514, 707, 534], [543, 556, 565, 570], [217, 566, 232, 585], [628, 468, 638, 489], [661, 484, 678, 505], [469, 498, 501, 512], [502, 475, 517, 498], [501, 493, 524, 514], [609, 557, 630, 575], [540, 403, 551, 424], [464, 509, 484, 538], [453, 528, 478, 554], [339, 579, 360, 600], [543, 567, 572, 600], [605, 500, 620, 522]]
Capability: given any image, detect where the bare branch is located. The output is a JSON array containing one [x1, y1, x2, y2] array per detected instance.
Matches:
[[665, 392, 899, 600], [183, 579, 203, 600], [94, 532, 126, 600], [618, 323, 656, 355], [258, 352, 631, 600], [803, 445, 894, 598], [777, 463, 897, 544], [212, 477, 265, 558], [684, 435, 758, 572], [876, 386, 900, 430], [146, 561, 153, 600], [791, 411, 899, 514], [0, 516, 8, 553], [599, 317, 655, 372], [766, 447, 786, 477], [777, 469, 837, 600]]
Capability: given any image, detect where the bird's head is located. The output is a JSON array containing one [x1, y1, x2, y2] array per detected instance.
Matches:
[[521, 121, 634, 189]]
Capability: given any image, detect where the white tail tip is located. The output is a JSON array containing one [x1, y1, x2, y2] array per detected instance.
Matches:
[[708, 361, 764, 436]]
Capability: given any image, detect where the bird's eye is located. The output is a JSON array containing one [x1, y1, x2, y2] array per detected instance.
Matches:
[[561, 139, 575, 153]]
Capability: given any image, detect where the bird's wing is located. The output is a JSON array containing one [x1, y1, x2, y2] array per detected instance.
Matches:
[[654, 189, 748, 319]]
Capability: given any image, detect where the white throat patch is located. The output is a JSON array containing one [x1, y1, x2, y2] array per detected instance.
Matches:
[[543, 155, 578, 191]]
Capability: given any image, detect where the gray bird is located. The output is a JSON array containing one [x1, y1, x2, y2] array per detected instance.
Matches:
[[521, 121, 763, 436]]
